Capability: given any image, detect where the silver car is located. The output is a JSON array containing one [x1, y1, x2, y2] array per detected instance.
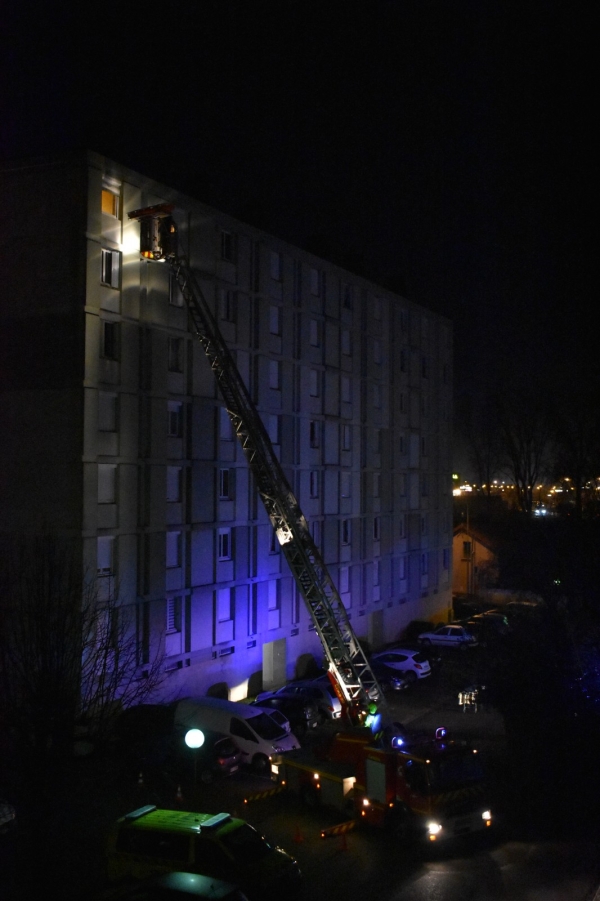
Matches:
[[418, 623, 478, 649]]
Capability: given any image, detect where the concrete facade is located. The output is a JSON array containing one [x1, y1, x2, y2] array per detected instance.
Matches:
[[1, 151, 453, 702]]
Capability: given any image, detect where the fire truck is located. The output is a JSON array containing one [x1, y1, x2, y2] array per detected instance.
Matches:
[[271, 727, 492, 842], [127, 204, 384, 725]]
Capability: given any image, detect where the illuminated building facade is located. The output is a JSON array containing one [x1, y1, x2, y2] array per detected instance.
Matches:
[[0, 151, 453, 700]]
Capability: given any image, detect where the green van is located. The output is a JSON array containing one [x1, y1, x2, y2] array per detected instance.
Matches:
[[106, 806, 301, 901]]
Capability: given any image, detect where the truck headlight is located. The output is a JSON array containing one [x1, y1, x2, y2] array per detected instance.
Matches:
[[427, 821, 442, 840]]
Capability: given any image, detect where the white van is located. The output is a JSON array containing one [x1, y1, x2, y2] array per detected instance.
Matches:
[[174, 697, 300, 775]]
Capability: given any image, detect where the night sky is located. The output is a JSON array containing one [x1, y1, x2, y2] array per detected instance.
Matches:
[[2, 1, 592, 470]]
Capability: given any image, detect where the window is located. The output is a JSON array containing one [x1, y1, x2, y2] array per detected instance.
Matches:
[[399, 513, 406, 538], [220, 406, 233, 440], [269, 305, 281, 335], [166, 596, 181, 633], [310, 268, 320, 296], [421, 474, 429, 497], [342, 519, 351, 545], [341, 376, 352, 404], [341, 329, 351, 355], [167, 466, 182, 502], [421, 553, 429, 575], [268, 580, 280, 629], [217, 587, 232, 623], [373, 559, 380, 586], [399, 556, 407, 581], [169, 271, 184, 307], [421, 514, 428, 535], [309, 319, 319, 346], [219, 288, 236, 322], [168, 401, 183, 437], [309, 420, 319, 448], [219, 468, 231, 499], [268, 414, 280, 445], [166, 531, 181, 568], [101, 188, 119, 218], [101, 249, 121, 288], [168, 337, 184, 372], [342, 283, 353, 310], [218, 528, 232, 560], [98, 392, 118, 431], [310, 471, 319, 498], [221, 230, 235, 262], [249, 585, 258, 635], [270, 250, 282, 280], [309, 369, 320, 397], [373, 297, 382, 320], [373, 516, 381, 541], [462, 541, 472, 559], [97, 536, 114, 575], [339, 566, 349, 593], [373, 472, 381, 497], [269, 360, 281, 390], [98, 464, 116, 504], [342, 424, 352, 451], [341, 472, 351, 498], [373, 383, 381, 408], [443, 548, 450, 570], [102, 321, 119, 360]]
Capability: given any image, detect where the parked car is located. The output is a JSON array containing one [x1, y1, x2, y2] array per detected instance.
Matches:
[[370, 648, 432, 682], [418, 623, 478, 649], [250, 695, 319, 736], [471, 610, 510, 634], [257, 678, 343, 723], [106, 806, 301, 901], [369, 660, 410, 693]]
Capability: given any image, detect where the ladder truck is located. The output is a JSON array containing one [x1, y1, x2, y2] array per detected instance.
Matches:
[[128, 204, 384, 725]]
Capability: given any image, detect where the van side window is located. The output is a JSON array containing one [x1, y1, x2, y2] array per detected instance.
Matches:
[[230, 718, 258, 743], [116, 829, 189, 862]]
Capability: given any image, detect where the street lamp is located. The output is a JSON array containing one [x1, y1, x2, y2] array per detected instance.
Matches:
[[185, 728, 205, 785]]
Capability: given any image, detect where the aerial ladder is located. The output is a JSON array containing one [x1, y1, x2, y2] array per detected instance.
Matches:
[[128, 204, 385, 725]]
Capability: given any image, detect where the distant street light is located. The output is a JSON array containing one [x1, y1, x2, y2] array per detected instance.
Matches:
[[185, 728, 205, 784]]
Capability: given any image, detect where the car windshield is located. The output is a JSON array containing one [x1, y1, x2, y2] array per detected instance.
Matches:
[[427, 752, 485, 792], [219, 823, 272, 863], [247, 711, 287, 740]]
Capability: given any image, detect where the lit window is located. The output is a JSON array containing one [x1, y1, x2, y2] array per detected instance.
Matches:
[[168, 401, 183, 437], [167, 466, 182, 502], [218, 529, 232, 560], [166, 531, 181, 568], [98, 392, 118, 432], [98, 464, 117, 504], [102, 321, 119, 360], [101, 188, 120, 218], [168, 337, 184, 372], [101, 249, 121, 288], [97, 536, 115, 575]]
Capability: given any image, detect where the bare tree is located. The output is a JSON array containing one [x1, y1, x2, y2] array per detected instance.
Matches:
[[496, 383, 551, 515], [0, 534, 164, 764]]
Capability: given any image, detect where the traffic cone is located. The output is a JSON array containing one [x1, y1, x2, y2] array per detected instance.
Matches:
[[293, 823, 304, 843]]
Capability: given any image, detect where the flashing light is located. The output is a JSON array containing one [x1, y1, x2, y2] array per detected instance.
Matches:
[[482, 810, 492, 822], [435, 727, 447, 740], [313, 772, 319, 780], [391, 735, 404, 749], [362, 798, 370, 807]]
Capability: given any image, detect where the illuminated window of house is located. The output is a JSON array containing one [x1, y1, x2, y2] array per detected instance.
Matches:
[[101, 187, 120, 218]]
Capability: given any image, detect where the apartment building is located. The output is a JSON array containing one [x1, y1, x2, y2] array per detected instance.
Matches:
[[0, 151, 453, 701]]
